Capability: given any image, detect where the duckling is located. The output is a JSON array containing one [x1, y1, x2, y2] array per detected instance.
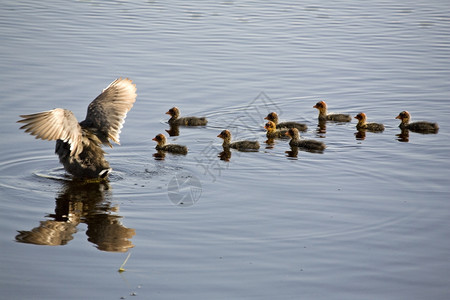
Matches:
[[395, 111, 439, 133], [264, 112, 308, 131], [354, 112, 385, 132], [166, 107, 208, 126], [152, 133, 188, 155], [217, 130, 260, 151], [285, 128, 326, 151], [313, 101, 352, 122], [17, 78, 137, 179], [264, 121, 289, 139]]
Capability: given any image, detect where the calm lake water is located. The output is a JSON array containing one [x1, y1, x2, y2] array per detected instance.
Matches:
[[1, 0, 450, 299]]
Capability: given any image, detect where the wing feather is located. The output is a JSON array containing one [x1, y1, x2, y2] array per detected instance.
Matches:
[[82, 78, 137, 146], [18, 109, 83, 156]]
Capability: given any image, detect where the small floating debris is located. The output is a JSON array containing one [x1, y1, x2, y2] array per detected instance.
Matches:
[[118, 252, 131, 273]]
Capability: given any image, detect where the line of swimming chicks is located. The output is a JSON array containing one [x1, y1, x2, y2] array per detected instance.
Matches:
[[17, 76, 440, 180], [152, 100, 439, 156]]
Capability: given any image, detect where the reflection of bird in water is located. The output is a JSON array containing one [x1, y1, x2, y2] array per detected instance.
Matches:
[[285, 146, 299, 158], [218, 149, 232, 161], [217, 130, 260, 151], [165, 124, 180, 137], [264, 121, 289, 139], [153, 150, 167, 160], [354, 130, 366, 140], [264, 112, 307, 131], [313, 101, 352, 122], [15, 180, 135, 252], [17, 78, 137, 179], [354, 112, 385, 132], [285, 128, 326, 152], [166, 107, 208, 126], [152, 133, 188, 155], [15, 215, 78, 246], [316, 119, 327, 136], [396, 128, 410, 142], [395, 111, 439, 133]]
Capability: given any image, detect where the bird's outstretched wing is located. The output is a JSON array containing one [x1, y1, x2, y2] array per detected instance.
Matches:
[[18, 109, 83, 156], [82, 78, 137, 147]]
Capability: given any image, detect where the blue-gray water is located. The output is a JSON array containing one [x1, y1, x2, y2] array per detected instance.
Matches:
[[1, 1, 450, 299]]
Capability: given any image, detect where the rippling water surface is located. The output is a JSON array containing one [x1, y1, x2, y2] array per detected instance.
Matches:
[[1, 0, 449, 299]]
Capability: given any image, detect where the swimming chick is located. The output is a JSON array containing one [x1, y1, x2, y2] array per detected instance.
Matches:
[[354, 112, 385, 132], [217, 130, 260, 151], [17, 78, 137, 179], [152, 133, 188, 155], [264, 112, 308, 131], [395, 111, 439, 133], [313, 101, 352, 122], [264, 121, 289, 139], [166, 107, 208, 126], [285, 128, 326, 151]]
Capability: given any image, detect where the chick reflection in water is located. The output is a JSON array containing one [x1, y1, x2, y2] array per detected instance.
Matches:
[[316, 119, 327, 137], [396, 128, 410, 142], [218, 148, 232, 161], [285, 146, 299, 159], [16, 180, 135, 252], [165, 124, 180, 137]]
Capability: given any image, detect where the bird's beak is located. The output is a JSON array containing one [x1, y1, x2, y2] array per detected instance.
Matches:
[[152, 137, 157, 141], [395, 115, 401, 119], [165, 111, 170, 115], [264, 116, 268, 120]]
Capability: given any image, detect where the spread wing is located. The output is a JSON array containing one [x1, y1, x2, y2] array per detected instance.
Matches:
[[18, 109, 83, 156], [82, 77, 137, 146]]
